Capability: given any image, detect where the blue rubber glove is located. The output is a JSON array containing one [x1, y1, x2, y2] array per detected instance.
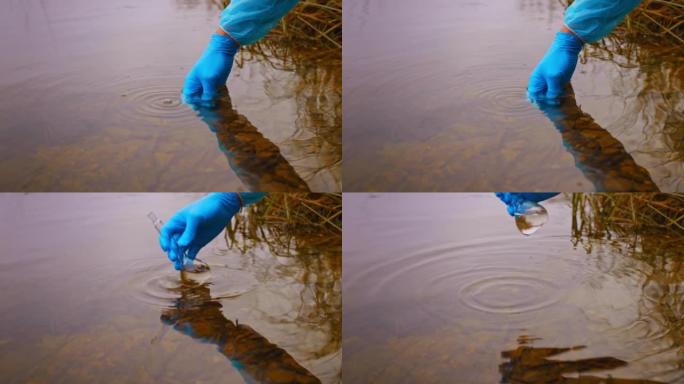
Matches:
[[495, 193, 559, 216], [159, 193, 241, 270], [182, 34, 239, 105], [527, 32, 583, 105]]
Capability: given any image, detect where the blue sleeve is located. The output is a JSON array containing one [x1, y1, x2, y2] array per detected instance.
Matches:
[[564, 0, 642, 43], [237, 192, 267, 206], [209, 192, 266, 208], [219, 0, 300, 45]]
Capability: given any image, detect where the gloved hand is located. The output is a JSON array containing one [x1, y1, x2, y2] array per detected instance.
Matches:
[[159, 193, 241, 270], [527, 32, 583, 105], [495, 193, 559, 216], [182, 34, 239, 105]]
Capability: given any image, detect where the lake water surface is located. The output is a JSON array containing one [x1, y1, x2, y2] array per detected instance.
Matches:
[[343, 0, 683, 191], [343, 193, 682, 383], [0, 0, 340, 192], [0, 193, 341, 383]]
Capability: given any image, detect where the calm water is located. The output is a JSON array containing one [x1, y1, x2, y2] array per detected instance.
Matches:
[[343, 0, 684, 191], [0, 194, 341, 383], [0, 0, 340, 192], [343, 193, 683, 383]]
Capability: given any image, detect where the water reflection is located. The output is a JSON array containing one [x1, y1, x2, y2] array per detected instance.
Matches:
[[190, 87, 310, 191], [0, 194, 340, 383], [500, 340, 665, 383], [537, 85, 659, 192], [237, 48, 342, 190], [343, 0, 682, 191], [571, 194, 684, 382], [225, 202, 343, 362], [343, 194, 684, 382], [161, 277, 321, 384], [0, 0, 340, 191], [583, 41, 684, 191]]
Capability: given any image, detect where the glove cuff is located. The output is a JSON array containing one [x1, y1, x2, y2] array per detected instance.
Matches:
[[553, 32, 584, 54], [207, 33, 240, 55], [204, 192, 242, 214]]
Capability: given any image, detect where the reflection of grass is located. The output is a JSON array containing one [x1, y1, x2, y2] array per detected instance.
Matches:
[[572, 193, 684, 382], [224, 193, 341, 360], [215, 1, 342, 188], [563, 1, 684, 168]]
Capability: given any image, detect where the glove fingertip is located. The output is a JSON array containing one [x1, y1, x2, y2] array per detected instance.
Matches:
[[507, 205, 516, 216], [159, 237, 169, 252]]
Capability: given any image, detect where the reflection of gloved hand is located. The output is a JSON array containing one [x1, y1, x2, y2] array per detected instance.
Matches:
[[159, 193, 241, 269], [528, 32, 583, 105], [496, 193, 559, 216], [161, 280, 232, 344], [182, 34, 239, 105], [186, 85, 236, 132]]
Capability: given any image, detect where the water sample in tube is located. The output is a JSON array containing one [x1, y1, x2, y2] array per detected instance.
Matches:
[[513, 202, 549, 236]]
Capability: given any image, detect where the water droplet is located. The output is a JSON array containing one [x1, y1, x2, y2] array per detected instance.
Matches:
[[514, 202, 548, 236]]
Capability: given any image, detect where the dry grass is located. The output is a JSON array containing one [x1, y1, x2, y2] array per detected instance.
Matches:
[[571, 193, 684, 251], [225, 193, 341, 256], [217, 0, 341, 58], [245, 192, 341, 232], [616, 0, 684, 48]]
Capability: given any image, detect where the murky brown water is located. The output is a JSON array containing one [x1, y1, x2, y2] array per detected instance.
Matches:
[[0, 0, 340, 192], [0, 194, 341, 383], [343, 0, 683, 191], [343, 193, 683, 383]]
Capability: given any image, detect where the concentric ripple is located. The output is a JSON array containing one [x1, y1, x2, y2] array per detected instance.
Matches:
[[104, 68, 197, 125], [117, 85, 190, 123], [444, 268, 561, 314], [127, 258, 258, 307], [348, 234, 585, 330], [33, 66, 199, 127], [452, 64, 541, 120]]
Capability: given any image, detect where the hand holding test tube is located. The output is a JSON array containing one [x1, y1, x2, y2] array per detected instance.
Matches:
[[148, 211, 195, 271], [151, 193, 252, 271]]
